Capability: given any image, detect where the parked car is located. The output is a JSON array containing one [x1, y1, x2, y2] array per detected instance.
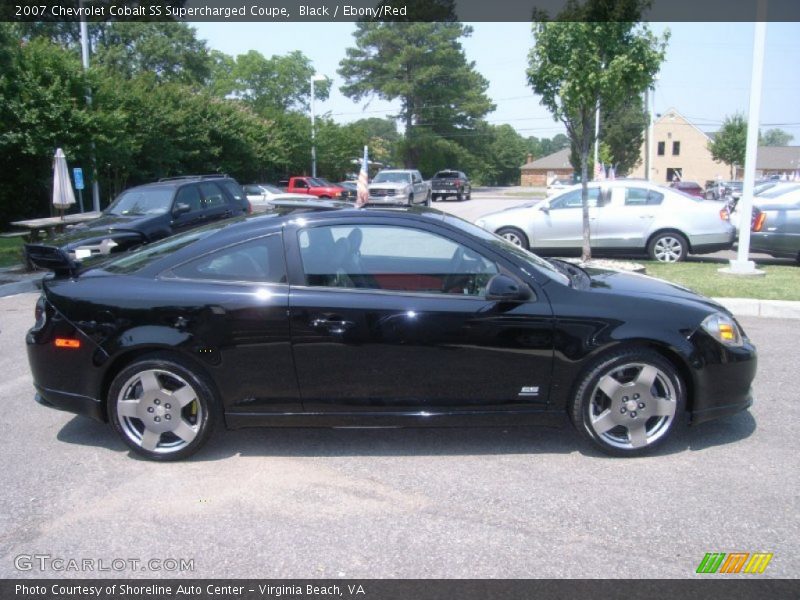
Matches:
[[315, 178, 356, 202], [26, 200, 755, 460], [368, 169, 431, 206], [280, 176, 347, 199], [243, 183, 315, 212], [26, 175, 250, 263], [669, 180, 704, 199], [337, 181, 359, 195], [474, 180, 735, 262], [750, 183, 800, 262], [431, 170, 471, 202], [705, 180, 742, 201], [546, 178, 574, 195]]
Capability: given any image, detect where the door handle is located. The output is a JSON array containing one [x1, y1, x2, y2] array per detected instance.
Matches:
[[639, 215, 654, 218], [310, 317, 355, 334]]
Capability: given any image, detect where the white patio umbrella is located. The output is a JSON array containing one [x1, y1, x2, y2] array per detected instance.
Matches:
[[52, 147, 76, 219]]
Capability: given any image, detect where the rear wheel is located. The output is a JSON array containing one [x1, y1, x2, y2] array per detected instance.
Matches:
[[496, 227, 529, 250], [457, 190, 463, 202], [648, 232, 688, 263], [570, 349, 684, 456], [108, 354, 217, 461]]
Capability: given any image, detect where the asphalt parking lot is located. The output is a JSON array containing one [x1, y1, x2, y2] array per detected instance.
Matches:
[[0, 289, 797, 579]]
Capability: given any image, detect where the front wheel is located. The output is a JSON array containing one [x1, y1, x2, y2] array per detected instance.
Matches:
[[108, 354, 217, 461], [570, 349, 684, 456], [648, 232, 688, 263], [496, 227, 530, 250], [424, 191, 432, 207]]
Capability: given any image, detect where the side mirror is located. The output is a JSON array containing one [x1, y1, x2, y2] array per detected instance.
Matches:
[[485, 274, 533, 303], [539, 204, 550, 214], [172, 203, 191, 216]]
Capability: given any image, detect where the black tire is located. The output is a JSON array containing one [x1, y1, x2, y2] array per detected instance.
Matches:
[[456, 190, 463, 202], [647, 231, 688, 263], [108, 353, 218, 461], [466, 189, 472, 200], [570, 348, 685, 457], [496, 227, 530, 250], [432, 194, 440, 202], [408, 194, 414, 206], [424, 191, 432, 207]]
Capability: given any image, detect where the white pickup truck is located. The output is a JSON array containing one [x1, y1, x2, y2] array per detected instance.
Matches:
[[367, 169, 431, 207]]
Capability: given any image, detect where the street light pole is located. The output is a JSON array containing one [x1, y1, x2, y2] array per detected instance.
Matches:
[[79, 0, 100, 212], [310, 74, 325, 178]]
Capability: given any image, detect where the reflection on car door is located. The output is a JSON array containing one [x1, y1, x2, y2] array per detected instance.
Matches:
[[285, 219, 554, 413], [594, 186, 663, 249]]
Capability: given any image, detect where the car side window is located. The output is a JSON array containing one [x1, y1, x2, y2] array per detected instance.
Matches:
[[298, 225, 498, 296], [174, 185, 203, 213], [168, 235, 286, 283], [550, 188, 599, 209], [199, 182, 226, 209], [625, 188, 664, 206]]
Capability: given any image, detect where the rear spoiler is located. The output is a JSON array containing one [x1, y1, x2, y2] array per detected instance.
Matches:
[[24, 244, 79, 277]]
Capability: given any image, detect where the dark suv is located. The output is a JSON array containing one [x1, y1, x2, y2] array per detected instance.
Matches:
[[28, 175, 250, 262]]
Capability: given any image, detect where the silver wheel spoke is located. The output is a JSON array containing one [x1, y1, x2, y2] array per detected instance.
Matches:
[[597, 374, 622, 399], [140, 429, 161, 451], [592, 410, 618, 435], [138, 370, 161, 394], [172, 419, 198, 443], [628, 423, 649, 448], [651, 397, 676, 417], [170, 385, 197, 408], [636, 365, 658, 391], [117, 399, 140, 418]]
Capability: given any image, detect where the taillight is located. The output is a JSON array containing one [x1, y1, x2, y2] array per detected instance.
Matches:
[[752, 211, 766, 232], [33, 295, 47, 331], [719, 208, 730, 221]]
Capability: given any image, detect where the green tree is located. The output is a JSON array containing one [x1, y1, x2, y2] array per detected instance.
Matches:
[[760, 128, 793, 147], [527, 1, 668, 260], [219, 50, 331, 114], [338, 12, 495, 167], [600, 94, 648, 175], [709, 114, 747, 179]]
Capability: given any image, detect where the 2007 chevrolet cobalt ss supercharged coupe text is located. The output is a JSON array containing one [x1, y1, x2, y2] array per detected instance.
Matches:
[[26, 202, 756, 460]]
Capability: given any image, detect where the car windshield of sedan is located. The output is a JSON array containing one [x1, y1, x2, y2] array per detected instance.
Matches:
[[106, 188, 174, 216], [373, 172, 411, 184]]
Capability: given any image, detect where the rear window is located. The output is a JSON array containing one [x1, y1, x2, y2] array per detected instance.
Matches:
[[434, 171, 459, 178], [102, 222, 226, 275]]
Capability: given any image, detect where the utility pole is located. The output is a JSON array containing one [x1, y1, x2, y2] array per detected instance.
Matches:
[[79, 0, 100, 212], [310, 74, 326, 178]]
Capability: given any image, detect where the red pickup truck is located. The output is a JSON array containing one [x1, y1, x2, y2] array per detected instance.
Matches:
[[280, 176, 348, 200]]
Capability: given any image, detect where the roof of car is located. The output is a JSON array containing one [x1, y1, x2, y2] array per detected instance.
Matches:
[[132, 175, 236, 190]]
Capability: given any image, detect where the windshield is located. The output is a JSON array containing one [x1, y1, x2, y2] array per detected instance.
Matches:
[[373, 172, 411, 184], [257, 184, 283, 194], [308, 178, 329, 187], [757, 183, 800, 200], [434, 171, 458, 179], [442, 214, 570, 286], [106, 187, 174, 216]]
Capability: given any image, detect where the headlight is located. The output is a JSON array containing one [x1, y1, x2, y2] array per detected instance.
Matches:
[[700, 313, 744, 347]]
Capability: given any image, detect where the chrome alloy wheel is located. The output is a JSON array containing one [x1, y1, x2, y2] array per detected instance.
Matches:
[[115, 369, 203, 454], [652, 236, 685, 262], [501, 231, 524, 246], [587, 362, 677, 450]]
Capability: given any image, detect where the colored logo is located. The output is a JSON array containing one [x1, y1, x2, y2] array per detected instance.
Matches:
[[696, 552, 773, 574]]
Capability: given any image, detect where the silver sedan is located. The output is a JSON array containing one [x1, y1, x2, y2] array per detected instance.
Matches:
[[475, 180, 735, 262]]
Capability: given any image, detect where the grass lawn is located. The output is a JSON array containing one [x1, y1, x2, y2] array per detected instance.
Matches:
[[643, 261, 800, 301], [0, 237, 24, 268]]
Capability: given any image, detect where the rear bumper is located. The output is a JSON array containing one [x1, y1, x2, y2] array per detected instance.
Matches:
[[34, 385, 105, 422], [689, 231, 736, 254]]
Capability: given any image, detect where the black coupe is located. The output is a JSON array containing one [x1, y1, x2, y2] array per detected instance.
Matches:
[[26, 201, 756, 460]]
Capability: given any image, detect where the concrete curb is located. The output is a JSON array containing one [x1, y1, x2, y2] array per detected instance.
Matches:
[[712, 297, 800, 320]]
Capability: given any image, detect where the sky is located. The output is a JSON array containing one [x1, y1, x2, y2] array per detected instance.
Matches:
[[190, 21, 800, 144]]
